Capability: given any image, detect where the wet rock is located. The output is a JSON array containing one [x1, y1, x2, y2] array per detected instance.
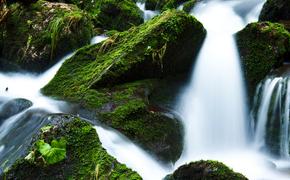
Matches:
[[0, 98, 33, 123], [259, 0, 290, 30], [165, 160, 248, 180], [0, 1, 93, 72]]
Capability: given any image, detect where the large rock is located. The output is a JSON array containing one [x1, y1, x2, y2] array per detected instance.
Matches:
[[1, 115, 141, 179], [236, 22, 290, 98], [165, 160, 247, 180], [42, 10, 206, 162], [259, 0, 290, 30], [48, 0, 144, 31], [0, 0, 93, 72]]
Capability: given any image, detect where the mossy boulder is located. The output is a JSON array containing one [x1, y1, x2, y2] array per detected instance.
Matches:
[[48, 0, 144, 31], [1, 116, 141, 179], [145, 0, 189, 11], [42, 10, 205, 162], [0, 0, 93, 72], [164, 160, 247, 180], [236, 22, 290, 98], [259, 0, 290, 30]]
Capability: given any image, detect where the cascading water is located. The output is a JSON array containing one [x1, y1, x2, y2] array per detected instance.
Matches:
[[177, 1, 248, 156], [253, 76, 290, 158], [175, 0, 290, 179]]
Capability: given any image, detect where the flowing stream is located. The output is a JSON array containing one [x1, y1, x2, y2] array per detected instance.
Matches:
[[175, 0, 290, 179], [1, 0, 290, 179]]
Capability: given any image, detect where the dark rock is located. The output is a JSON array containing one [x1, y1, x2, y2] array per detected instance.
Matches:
[[0, 1, 93, 73], [259, 0, 290, 26], [165, 160, 248, 180]]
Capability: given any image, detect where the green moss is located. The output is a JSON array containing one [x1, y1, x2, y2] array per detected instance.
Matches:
[[236, 22, 290, 97], [42, 10, 205, 100], [2, 117, 141, 179], [1, 0, 93, 72]]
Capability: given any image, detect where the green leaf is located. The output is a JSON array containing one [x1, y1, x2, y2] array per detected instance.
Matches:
[[36, 140, 51, 155], [35, 138, 67, 165], [44, 147, 66, 165]]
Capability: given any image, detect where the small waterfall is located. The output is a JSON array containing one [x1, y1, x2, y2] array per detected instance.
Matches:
[[177, 0, 248, 158], [253, 77, 290, 158]]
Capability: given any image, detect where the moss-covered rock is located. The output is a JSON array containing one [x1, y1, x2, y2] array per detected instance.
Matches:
[[145, 0, 189, 11], [0, 0, 93, 72], [48, 0, 144, 31], [1, 116, 141, 179], [236, 22, 290, 98], [182, 0, 196, 13], [164, 160, 247, 180], [259, 0, 290, 30], [42, 10, 205, 162]]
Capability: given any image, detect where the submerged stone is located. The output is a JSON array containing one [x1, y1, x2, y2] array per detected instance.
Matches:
[[0, 98, 33, 123], [0, 0, 93, 72], [165, 160, 247, 180], [42, 10, 206, 162]]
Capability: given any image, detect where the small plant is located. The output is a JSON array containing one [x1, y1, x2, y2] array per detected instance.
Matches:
[[25, 137, 67, 165]]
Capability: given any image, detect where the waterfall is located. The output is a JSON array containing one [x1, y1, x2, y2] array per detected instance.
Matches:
[[177, 0, 248, 158], [253, 77, 290, 158], [175, 0, 290, 179]]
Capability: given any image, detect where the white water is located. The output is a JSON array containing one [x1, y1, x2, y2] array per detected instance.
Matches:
[[253, 77, 290, 159], [175, 0, 290, 179], [178, 0, 248, 156], [95, 126, 171, 180], [136, 2, 159, 21]]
